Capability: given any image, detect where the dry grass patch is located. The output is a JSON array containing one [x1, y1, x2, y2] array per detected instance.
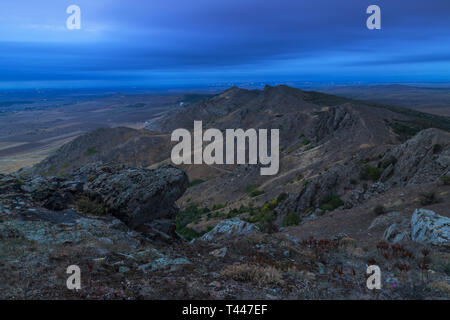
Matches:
[[221, 263, 284, 286]]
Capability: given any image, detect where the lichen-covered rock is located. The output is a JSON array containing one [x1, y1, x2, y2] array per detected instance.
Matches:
[[344, 182, 387, 209], [83, 165, 189, 230], [138, 257, 191, 273], [280, 170, 341, 213], [411, 209, 450, 246], [380, 128, 450, 186], [200, 218, 259, 241], [0, 217, 142, 248], [368, 212, 401, 231], [383, 219, 410, 243], [0, 163, 189, 242]]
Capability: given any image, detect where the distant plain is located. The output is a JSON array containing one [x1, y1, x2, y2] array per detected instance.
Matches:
[[0, 84, 449, 174]]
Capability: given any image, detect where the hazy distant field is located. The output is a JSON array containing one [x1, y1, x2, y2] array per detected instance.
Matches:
[[1, 85, 449, 174], [0, 91, 188, 173], [322, 84, 450, 116]]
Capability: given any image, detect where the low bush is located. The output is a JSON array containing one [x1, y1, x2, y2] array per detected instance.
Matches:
[[188, 179, 205, 187], [360, 165, 382, 181], [319, 194, 344, 211], [282, 212, 301, 227], [440, 175, 450, 186], [221, 264, 284, 286], [176, 204, 210, 240], [277, 192, 288, 203], [76, 197, 108, 215], [84, 147, 99, 156], [250, 189, 265, 198]]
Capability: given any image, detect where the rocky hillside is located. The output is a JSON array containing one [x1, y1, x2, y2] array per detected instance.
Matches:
[[22, 85, 450, 237], [144, 86, 449, 234], [28, 127, 172, 176], [1, 161, 449, 299], [1, 85, 449, 299]]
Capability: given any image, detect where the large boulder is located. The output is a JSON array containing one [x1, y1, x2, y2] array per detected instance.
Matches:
[[0, 163, 189, 241], [84, 165, 189, 230], [411, 209, 450, 246]]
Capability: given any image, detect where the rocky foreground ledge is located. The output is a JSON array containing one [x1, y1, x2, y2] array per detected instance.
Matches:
[[0, 163, 188, 241], [0, 163, 449, 299]]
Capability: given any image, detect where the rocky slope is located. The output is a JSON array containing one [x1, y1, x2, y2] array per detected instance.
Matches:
[[147, 86, 449, 235], [1, 163, 188, 241], [28, 127, 172, 176], [1, 162, 449, 299], [1, 85, 449, 299]]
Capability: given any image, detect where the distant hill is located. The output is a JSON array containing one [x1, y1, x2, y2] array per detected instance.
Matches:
[[7, 85, 449, 300], [29, 85, 450, 233], [29, 127, 172, 176], [321, 84, 450, 116]]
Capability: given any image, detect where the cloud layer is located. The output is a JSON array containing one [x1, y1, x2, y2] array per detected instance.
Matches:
[[0, 0, 449, 88]]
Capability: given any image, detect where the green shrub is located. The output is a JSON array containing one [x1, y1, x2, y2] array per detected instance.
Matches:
[[259, 219, 278, 234], [177, 227, 205, 241], [440, 175, 450, 186], [189, 179, 205, 187], [319, 194, 344, 211], [263, 199, 277, 211], [244, 184, 258, 193], [250, 189, 265, 198], [84, 147, 99, 156], [212, 203, 226, 211], [248, 201, 275, 222], [249, 209, 274, 224], [277, 192, 288, 203], [175, 204, 210, 240], [350, 178, 357, 185], [301, 138, 310, 146], [282, 212, 301, 227], [360, 165, 382, 181], [76, 197, 108, 215]]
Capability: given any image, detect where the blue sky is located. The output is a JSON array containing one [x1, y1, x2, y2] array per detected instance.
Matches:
[[0, 0, 449, 89]]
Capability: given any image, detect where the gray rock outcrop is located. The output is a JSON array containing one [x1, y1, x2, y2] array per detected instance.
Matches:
[[380, 128, 450, 187], [84, 165, 189, 230], [0, 163, 189, 241], [200, 218, 259, 241], [411, 209, 450, 246]]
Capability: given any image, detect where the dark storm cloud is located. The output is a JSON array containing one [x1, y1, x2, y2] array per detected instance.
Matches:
[[0, 0, 449, 86]]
